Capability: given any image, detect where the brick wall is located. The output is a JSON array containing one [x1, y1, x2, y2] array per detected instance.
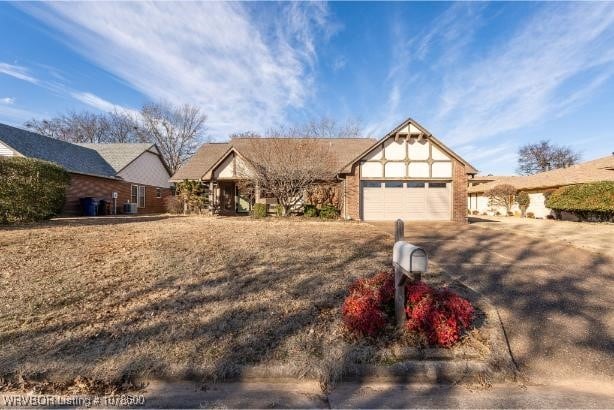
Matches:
[[343, 164, 361, 220], [452, 160, 468, 223], [64, 173, 171, 215]]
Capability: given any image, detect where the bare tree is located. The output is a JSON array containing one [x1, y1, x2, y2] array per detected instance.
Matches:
[[25, 112, 109, 143], [106, 110, 141, 143], [485, 184, 517, 214], [264, 117, 363, 138], [237, 138, 337, 216], [517, 140, 580, 175], [139, 102, 207, 174]]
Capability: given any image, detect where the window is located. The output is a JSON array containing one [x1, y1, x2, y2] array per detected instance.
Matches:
[[429, 182, 447, 188], [132, 185, 146, 208], [385, 181, 403, 188], [131, 185, 138, 204], [138, 186, 146, 208], [156, 188, 161, 198], [362, 181, 382, 188], [407, 181, 425, 188]]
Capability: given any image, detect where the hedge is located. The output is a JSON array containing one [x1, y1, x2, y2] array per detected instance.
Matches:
[[0, 157, 70, 224], [545, 181, 614, 221]]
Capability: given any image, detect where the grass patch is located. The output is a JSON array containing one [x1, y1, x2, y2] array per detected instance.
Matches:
[[0, 216, 393, 388]]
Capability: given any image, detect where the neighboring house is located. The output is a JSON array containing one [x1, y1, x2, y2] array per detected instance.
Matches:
[[467, 154, 614, 218], [171, 118, 477, 222], [466, 175, 511, 210], [0, 123, 172, 215]]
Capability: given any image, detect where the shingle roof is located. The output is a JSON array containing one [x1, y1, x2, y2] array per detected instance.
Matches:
[[170, 142, 231, 181], [0, 123, 117, 178], [170, 138, 377, 181], [467, 155, 614, 193], [469, 175, 513, 182], [77, 143, 155, 173]]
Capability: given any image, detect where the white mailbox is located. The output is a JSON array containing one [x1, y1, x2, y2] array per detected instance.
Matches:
[[393, 241, 428, 274]]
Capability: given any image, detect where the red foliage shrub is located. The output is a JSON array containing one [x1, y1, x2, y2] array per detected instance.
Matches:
[[342, 292, 387, 336], [404, 282, 475, 347], [342, 271, 394, 336], [342, 275, 475, 347]]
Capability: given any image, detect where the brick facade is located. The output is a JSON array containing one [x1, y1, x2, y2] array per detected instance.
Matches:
[[452, 159, 468, 224], [64, 173, 171, 215], [342, 164, 361, 220]]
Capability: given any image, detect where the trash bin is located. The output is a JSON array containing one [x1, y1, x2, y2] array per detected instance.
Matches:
[[98, 199, 109, 216], [79, 197, 99, 216]]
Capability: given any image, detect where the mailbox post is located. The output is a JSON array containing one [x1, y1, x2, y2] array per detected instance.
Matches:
[[392, 237, 428, 328]]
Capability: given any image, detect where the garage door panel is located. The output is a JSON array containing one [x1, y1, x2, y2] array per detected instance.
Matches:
[[362, 186, 386, 220], [427, 183, 450, 220], [361, 181, 450, 221]]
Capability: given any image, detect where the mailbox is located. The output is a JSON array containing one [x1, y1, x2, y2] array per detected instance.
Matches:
[[393, 241, 428, 274]]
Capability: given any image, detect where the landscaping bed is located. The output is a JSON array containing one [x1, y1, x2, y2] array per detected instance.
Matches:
[[0, 216, 507, 393]]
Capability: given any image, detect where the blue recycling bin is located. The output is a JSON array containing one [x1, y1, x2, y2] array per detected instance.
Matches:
[[79, 197, 99, 216]]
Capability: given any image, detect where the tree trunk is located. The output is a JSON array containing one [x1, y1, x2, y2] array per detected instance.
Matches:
[[282, 204, 291, 217]]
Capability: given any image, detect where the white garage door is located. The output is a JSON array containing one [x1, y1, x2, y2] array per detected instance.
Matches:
[[361, 181, 451, 221]]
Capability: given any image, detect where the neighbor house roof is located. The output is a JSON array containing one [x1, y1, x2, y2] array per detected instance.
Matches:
[[0, 123, 168, 180], [467, 155, 614, 194], [170, 138, 377, 182], [0, 123, 117, 178], [77, 143, 157, 173], [469, 175, 513, 182]]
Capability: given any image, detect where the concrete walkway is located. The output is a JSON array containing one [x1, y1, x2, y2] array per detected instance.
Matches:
[[369, 221, 614, 386]]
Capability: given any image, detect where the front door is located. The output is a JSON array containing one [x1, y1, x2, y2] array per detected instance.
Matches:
[[219, 182, 235, 213]]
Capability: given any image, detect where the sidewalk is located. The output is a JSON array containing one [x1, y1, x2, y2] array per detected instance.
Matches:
[[3, 381, 614, 408]]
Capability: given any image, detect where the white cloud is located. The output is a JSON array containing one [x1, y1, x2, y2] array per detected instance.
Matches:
[[20, 2, 332, 138], [1, 97, 15, 105], [70, 91, 140, 117], [380, 3, 614, 152], [0, 104, 40, 125], [435, 3, 614, 145], [0, 62, 39, 84], [332, 56, 347, 71]]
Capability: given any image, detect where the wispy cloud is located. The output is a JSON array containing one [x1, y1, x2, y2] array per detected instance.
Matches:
[[1, 97, 15, 105], [332, 56, 347, 72], [20, 2, 333, 138], [435, 3, 614, 145], [0, 62, 39, 84], [381, 3, 614, 151], [0, 104, 40, 125], [70, 91, 139, 117]]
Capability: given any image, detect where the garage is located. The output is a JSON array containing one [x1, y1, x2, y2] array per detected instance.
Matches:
[[361, 180, 451, 221]]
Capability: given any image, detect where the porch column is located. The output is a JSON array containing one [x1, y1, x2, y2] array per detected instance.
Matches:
[[209, 180, 214, 215]]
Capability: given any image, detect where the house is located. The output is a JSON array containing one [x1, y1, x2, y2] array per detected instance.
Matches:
[[171, 118, 477, 222], [0, 123, 172, 215], [466, 174, 511, 210], [467, 154, 614, 218]]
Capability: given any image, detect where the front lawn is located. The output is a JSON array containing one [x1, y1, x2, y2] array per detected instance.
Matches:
[[0, 216, 393, 389]]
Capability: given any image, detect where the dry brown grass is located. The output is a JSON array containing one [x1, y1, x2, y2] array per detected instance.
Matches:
[[0, 216, 393, 386]]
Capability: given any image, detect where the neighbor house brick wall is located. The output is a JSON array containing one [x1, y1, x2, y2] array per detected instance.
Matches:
[[452, 160, 468, 224], [343, 164, 361, 220], [63, 173, 171, 215]]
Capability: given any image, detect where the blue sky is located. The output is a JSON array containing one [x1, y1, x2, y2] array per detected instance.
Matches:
[[1, 2, 613, 175]]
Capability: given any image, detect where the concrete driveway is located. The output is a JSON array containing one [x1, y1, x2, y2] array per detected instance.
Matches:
[[470, 216, 614, 259], [369, 221, 614, 385]]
